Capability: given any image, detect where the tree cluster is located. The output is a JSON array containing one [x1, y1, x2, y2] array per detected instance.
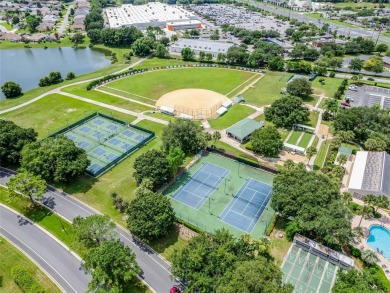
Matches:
[[289, 44, 320, 61], [334, 106, 390, 152], [265, 96, 310, 128], [88, 26, 143, 47], [333, 268, 388, 293], [1, 81, 23, 98], [38, 72, 63, 87], [271, 161, 353, 248], [171, 229, 293, 293], [250, 125, 283, 157], [344, 37, 375, 55], [286, 77, 313, 98]]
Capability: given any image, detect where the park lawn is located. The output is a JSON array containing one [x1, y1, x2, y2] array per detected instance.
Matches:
[[62, 85, 153, 113], [307, 110, 320, 127], [298, 133, 313, 148], [329, 2, 389, 9], [0, 236, 62, 293], [312, 77, 344, 98], [321, 119, 336, 135], [314, 139, 333, 170], [209, 140, 258, 163], [242, 71, 287, 107], [0, 187, 75, 248], [269, 218, 292, 266], [144, 111, 177, 122], [287, 130, 301, 144], [208, 104, 256, 130], [304, 13, 355, 28], [1, 94, 137, 138], [302, 95, 318, 106], [0, 21, 13, 30], [225, 74, 262, 99], [133, 56, 197, 69], [361, 81, 390, 89], [103, 68, 257, 99], [0, 36, 89, 50], [99, 85, 156, 106], [382, 32, 390, 38]]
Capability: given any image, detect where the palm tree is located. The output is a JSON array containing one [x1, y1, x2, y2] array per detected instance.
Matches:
[[337, 154, 348, 167], [373, 195, 389, 212], [358, 204, 374, 227], [362, 250, 379, 267], [341, 192, 352, 206], [353, 226, 364, 241], [212, 131, 221, 146], [351, 75, 358, 82], [363, 194, 377, 207], [305, 146, 317, 165]]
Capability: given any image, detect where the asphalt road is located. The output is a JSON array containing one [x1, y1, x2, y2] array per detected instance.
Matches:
[[0, 205, 91, 292], [0, 167, 179, 293], [239, 0, 390, 45]]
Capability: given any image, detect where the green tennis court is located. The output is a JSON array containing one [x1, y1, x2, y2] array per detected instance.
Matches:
[[164, 152, 276, 238]]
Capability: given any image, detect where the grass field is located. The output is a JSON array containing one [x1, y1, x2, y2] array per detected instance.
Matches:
[[312, 77, 344, 98], [208, 104, 256, 130], [0, 236, 61, 293], [314, 139, 333, 170], [298, 133, 313, 148], [242, 71, 288, 107], [99, 68, 257, 103], [327, 2, 389, 9], [133, 56, 197, 69], [305, 13, 356, 28], [307, 110, 320, 127], [287, 130, 301, 144], [0, 94, 137, 138]]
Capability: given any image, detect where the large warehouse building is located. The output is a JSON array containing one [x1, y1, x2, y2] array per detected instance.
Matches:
[[348, 151, 390, 199], [170, 38, 234, 59], [104, 2, 199, 29]]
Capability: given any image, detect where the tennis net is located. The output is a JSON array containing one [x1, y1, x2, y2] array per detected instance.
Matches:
[[188, 175, 219, 189]]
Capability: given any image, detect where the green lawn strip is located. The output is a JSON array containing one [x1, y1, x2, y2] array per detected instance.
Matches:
[[209, 141, 257, 163], [304, 13, 356, 28], [0, 236, 61, 293], [242, 71, 287, 107], [225, 74, 260, 98], [144, 112, 177, 122], [0, 187, 75, 248], [1, 94, 137, 139], [361, 81, 390, 89], [287, 130, 301, 145], [269, 218, 292, 267], [321, 119, 336, 135], [330, 2, 389, 8], [307, 110, 320, 127], [62, 85, 153, 113], [105, 68, 256, 99], [0, 36, 86, 50], [0, 21, 13, 30], [133, 56, 197, 69], [208, 104, 256, 130], [312, 77, 344, 98], [314, 138, 333, 170], [99, 85, 156, 105], [298, 133, 313, 148], [302, 95, 318, 106]]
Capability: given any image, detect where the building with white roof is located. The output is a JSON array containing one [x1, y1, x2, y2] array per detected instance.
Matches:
[[104, 2, 198, 29], [348, 151, 390, 199], [170, 38, 233, 59]]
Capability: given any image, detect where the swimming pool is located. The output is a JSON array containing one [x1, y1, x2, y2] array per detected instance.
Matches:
[[367, 225, 390, 261]]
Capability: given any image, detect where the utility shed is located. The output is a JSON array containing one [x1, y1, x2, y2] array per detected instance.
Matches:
[[225, 118, 264, 142]]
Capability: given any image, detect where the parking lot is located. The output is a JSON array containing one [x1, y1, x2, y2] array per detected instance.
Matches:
[[344, 85, 390, 110], [191, 4, 289, 35]]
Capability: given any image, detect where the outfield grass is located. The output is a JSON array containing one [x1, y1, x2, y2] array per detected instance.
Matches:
[[0, 236, 61, 293], [298, 133, 313, 148], [1, 94, 137, 138], [287, 130, 301, 144], [312, 77, 344, 98], [242, 71, 288, 107], [102, 68, 257, 100], [208, 104, 256, 130], [314, 139, 333, 170]]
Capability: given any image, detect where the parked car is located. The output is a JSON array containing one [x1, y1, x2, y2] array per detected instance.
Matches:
[[367, 77, 375, 81], [170, 287, 181, 293]]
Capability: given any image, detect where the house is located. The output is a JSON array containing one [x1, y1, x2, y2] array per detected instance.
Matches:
[[225, 118, 264, 142], [0, 32, 21, 41], [28, 33, 46, 42]]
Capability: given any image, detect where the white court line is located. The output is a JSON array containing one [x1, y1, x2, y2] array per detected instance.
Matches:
[[219, 179, 249, 222], [228, 209, 253, 221]]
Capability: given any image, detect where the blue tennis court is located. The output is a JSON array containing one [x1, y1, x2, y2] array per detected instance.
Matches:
[[88, 163, 104, 173], [77, 141, 90, 149], [220, 178, 272, 233], [108, 138, 121, 146], [172, 163, 229, 209], [79, 126, 91, 133], [135, 134, 145, 142], [122, 130, 134, 138], [121, 143, 133, 151], [106, 124, 118, 131], [93, 119, 105, 125], [92, 147, 106, 156], [92, 131, 106, 140]]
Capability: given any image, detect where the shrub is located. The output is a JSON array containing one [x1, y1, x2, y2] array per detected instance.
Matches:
[[329, 71, 335, 77], [11, 266, 45, 293], [351, 247, 362, 258], [265, 214, 279, 236], [285, 221, 301, 241], [349, 202, 362, 214]]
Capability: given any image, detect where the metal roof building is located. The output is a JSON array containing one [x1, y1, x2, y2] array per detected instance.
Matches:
[[348, 151, 390, 198], [170, 38, 234, 59], [225, 118, 264, 142]]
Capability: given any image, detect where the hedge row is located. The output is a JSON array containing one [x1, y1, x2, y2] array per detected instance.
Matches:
[[265, 213, 279, 236], [11, 266, 45, 293]]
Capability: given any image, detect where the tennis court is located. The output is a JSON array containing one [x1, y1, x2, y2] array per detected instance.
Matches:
[[52, 113, 154, 177], [220, 178, 272, 233], [172, 163, 230, 209], [165, 152, 276, 238], [282, 244, 339, 293]]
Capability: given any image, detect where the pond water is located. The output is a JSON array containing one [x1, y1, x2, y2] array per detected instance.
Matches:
[[0, 47, 111, 99]]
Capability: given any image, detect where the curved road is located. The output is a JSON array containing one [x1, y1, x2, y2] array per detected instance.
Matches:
[[0, 168, 179, 293], [0, 205, 91, 292]]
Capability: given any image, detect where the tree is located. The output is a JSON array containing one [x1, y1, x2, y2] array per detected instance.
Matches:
[[181, 47, 194, 61], [364, 138, 387, 151], [376, 43, 388, 54], [155, 43, 169, 58], [20, 136, 90, 183], [361, 250, 379, 267], [341, 192, 352, 206], [363, 56, 384, 73], [7, 171, 46, 206], [323, 98, 339, 117], [126, 191, 175, 241], [70, 32, 84, 44], [217, 53, 226, 63], [72, 215, 118, 250], [358, 204, 374, 227], [349, 57, 363, 72], [216, 258, 294, 293], [66, 72, 76, 80], [83, 240, 139, 292], [271, 161, 352, 247], [351, 75, 358, 82], [131, 37, 154, 57], [212, 131, 221, 145], [25, 15, 40, 32], [337, 154, 348, 167], [306, 145, 317, 163], [291, 30, 304, 42], [0, 120, 37, 165], [166, 146, 185, 176], [162, 119, 207, 154], [1, 81, 22, 98], [250, 125, 283, 157], [133, 149, 171, 191], [265, 96, 310, 128], [286, 77, 313, 98], [332, 269, 383, 293], [372, 195, 389, 212], [198, 51, 206, 62]]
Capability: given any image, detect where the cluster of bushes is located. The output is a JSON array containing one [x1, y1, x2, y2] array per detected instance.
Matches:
[[265, 214, 279, 236], [38, 71, 63, 87], [86, 70, 135, 90], [11, 266, 45, 293], [111, 192, 130, 214], [334, 78, 348, 99], [320, 142, 345, 183]]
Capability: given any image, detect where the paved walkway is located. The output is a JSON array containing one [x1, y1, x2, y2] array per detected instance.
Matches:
[[58, 2, 74, 34]]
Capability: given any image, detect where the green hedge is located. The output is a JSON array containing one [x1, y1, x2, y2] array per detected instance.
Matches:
[[265, 214, 279, 236], [11, 266, 45, 293]]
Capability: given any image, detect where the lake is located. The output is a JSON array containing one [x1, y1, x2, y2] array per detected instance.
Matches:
[[0, 47, 111, 99]]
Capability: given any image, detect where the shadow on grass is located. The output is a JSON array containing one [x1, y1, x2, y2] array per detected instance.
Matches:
[[148, 225, 180, 255], [124, 277, 150, 293], [22, 204, 53, 223], [54, 174, 97, 195]]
